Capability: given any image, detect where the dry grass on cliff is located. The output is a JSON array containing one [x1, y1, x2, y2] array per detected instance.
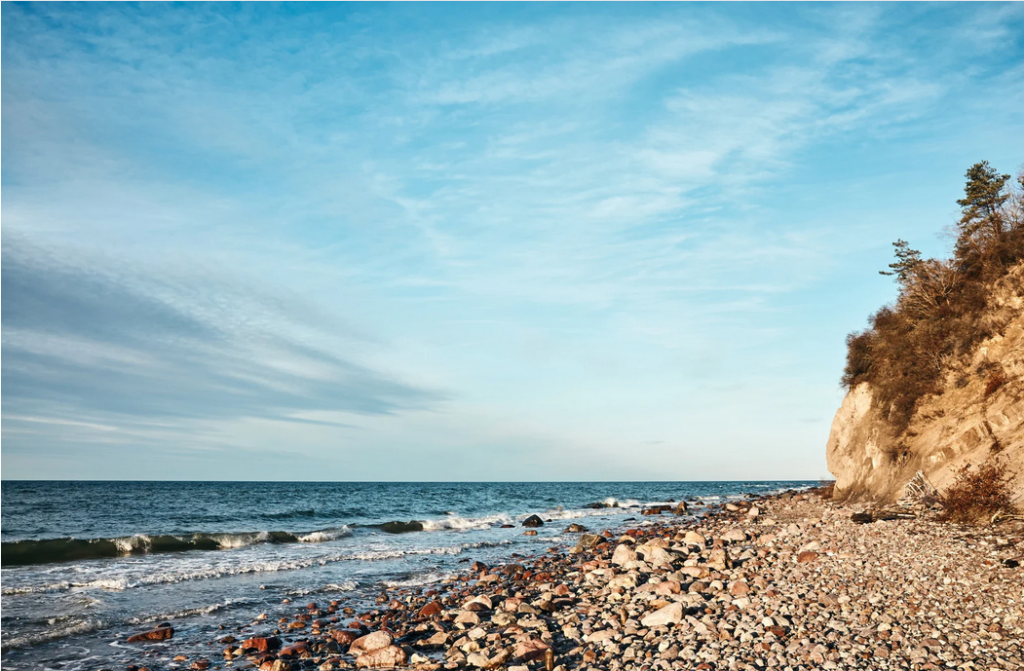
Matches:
[[939, 459, 1018, 524], [843, 162, 1024, 434]]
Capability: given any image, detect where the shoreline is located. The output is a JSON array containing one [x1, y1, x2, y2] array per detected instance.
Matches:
[[117, 488, 1024, 670]]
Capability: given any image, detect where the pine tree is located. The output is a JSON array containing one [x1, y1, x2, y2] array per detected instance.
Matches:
[[956, 161, 1010, 241]]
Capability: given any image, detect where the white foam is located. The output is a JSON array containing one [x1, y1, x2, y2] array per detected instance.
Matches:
[[211, 532, 263, 549], [382, 571, 448, 588], [113, 535, 151, 553], [421, 513, 513, 531], [125, 602, 230, 625], [15, 540, 510, 594], [297, 526, 351, 543], [0, 618, 108, 652]]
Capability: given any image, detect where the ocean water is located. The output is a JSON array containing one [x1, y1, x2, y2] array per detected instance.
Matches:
[[1, 480, 812, 669]]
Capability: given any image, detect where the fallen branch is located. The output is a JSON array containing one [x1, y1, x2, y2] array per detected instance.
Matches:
[[851, 510, 918, 524]]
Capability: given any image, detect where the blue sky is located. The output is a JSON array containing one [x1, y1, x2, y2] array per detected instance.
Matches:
[[2, 2, 1022, 481]]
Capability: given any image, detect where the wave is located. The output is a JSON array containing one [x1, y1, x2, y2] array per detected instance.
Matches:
[[0, 617, 109, 653], [1, 526, 352, 567], [382, 571, 448, 588], [1, 540, 511, 596], [421, 513, 514, 531]]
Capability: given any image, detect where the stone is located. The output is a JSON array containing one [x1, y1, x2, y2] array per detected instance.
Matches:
[[722, 528, 746, 542], [241, 637, 281, 653], [523, 530, 537, 536], [417, 601, 442, 618], [797, 550, 819, 563], [575, 534, 603, 550], [684, 531, 706, 547], [380, 520, 424, 534], [564, 523, 588, 533], [418, 631, 450, 647], [729, 580, 749, 596], [746, 506, 760, 518], [455, 610, 481, 626], [679, 565, 708, 578], [640, 602, 683, 627], [513, 638, 550, 662], [463, 595, 492, 611], [646, 546, 675, 566], [349, 631, 393, 655], [522, 515, 544, 528], [707, 547, 730, 571], [126, 627, 174, 643], [611, 544, 637, 566], [279, 642, 310, 658], [355, 645, 407, 668]]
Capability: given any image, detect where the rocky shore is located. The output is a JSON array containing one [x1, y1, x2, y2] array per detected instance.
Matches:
[[123, 489, 1024, 671]]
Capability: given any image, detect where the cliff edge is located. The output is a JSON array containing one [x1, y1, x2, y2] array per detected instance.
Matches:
[[826, 263, 1024, 503]]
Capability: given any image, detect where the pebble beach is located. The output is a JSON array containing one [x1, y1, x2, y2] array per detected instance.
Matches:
[[120, 489, 1024, 671]]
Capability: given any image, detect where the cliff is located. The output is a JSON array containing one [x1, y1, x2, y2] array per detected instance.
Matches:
[[826, 263, 1024, 503]]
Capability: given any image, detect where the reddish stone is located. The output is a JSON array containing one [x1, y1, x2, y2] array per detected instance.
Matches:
[[126, 627, 174, 643], [417, 601, 442, 619], [260, 661, 291, 671], [241, 637, 282, 653], [279, 642, 309, 658], [514, 638, 550, 662], [330, 630, 358, 646], [797, 550, 818, 563]]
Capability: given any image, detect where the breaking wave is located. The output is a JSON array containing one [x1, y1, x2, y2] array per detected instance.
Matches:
[[1, 527, 352, 567], [1, 540, 511, 596]]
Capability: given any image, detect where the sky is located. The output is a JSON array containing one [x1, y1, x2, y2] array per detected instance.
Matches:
[[2, 2, 1023, 481]]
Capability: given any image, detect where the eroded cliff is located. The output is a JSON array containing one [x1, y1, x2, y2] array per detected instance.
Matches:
[[826, 263, 1024, 503]]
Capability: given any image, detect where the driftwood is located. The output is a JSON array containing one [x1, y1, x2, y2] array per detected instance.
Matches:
[[851, 510, 918, 524], [900, 471, 939, 505], [991, 511, 1024, 525]]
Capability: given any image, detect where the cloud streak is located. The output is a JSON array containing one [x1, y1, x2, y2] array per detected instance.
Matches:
[[2, 237, 440, 443]]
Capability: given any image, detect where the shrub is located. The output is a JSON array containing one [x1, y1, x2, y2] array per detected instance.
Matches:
[[811, 481, 836, 499], [984, 367, 1007, 398], [938, 460, 1016, 524], [842, 162, 1023, 434]]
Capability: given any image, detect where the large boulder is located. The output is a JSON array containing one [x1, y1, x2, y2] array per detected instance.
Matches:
[[521, 514, 544, 528]]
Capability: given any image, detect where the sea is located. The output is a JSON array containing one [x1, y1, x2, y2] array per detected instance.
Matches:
[[1, 480, 813, 670]]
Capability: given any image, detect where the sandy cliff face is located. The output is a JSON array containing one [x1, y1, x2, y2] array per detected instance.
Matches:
[[826, 264, 1024, 503]]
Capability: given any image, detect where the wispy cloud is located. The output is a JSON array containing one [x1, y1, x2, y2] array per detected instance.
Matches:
[[2, 237, 441, 450]]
